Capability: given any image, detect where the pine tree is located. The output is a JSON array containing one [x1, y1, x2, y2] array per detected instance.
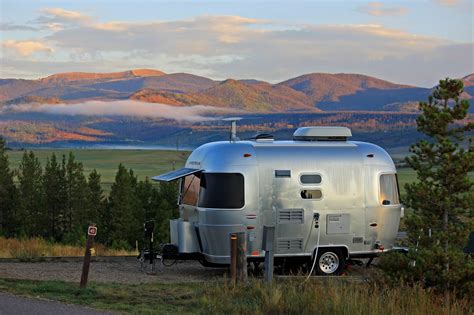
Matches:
[[154, 181, 179, 244], [87, 169, 107, 243], [380, 78, 473, 295], [136, 177, 155, 244], [136, 177, 154, 221], [17, 151, 44, 236], [63, 152, 88, 239], [108, 164, 140, 248], [0, 138, 18, 236], [87, 169, 104, 223], [43, 153, 67, 241]]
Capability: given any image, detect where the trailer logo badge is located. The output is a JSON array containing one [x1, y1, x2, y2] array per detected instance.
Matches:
[[88, 226, 97, 236]]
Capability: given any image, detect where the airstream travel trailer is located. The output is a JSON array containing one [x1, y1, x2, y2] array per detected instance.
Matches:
[[153, 126, 403, 275]]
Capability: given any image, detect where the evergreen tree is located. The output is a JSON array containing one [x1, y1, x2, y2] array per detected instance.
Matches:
[[380, 78, 473, 295], [154, 181, 179, 244], [18, 151, 44, 236], [0, 138, 18, 236], [63, 152, 88, 238], [108, 164, 140, 248], [136, 177, 155, 221], [43, 153, 67, 241], [136, 177, 155, 244], [87, 169, 107, 243]]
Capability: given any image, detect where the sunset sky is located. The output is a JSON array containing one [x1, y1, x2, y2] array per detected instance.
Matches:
[[1, 0, 472, 86]]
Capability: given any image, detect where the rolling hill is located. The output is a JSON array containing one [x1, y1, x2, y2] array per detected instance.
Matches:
[[1, 69, 472, 113]]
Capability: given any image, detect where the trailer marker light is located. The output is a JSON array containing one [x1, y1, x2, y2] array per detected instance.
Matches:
[[251, 251, 259, 256], [243, 153, 252, 157]]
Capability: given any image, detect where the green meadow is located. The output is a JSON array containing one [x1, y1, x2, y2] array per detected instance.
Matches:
[[7, 149, 188, 192], [7, 149, 471, 196]]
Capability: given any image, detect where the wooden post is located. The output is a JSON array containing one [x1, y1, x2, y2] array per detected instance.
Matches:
[[230, 233, 237, 285], [262, 226, 275, 284], [236, 232, 247, 283], [80, 225, 97, 289]]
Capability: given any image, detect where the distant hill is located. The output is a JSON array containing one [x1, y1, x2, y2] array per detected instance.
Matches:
[[1, 69, 472, 113], [41, 69, 166, 83], [278, 73, 432, 111]]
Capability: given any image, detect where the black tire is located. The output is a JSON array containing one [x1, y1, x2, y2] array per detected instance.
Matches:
[[314, 248, 346, 275]]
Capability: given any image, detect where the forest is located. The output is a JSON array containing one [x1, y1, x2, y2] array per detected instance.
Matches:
[[0, 137, 177, 249]]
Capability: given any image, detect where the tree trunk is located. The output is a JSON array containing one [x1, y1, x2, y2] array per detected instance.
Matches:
[[443, 208, 449, 292]]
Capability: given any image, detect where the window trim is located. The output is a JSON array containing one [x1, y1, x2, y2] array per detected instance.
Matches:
[[378, 172, 401, 206], [300, 189, 323, 200], [179, 173, 201, 206], [299, 172, 323, 186], [197, 172, 246, 210]]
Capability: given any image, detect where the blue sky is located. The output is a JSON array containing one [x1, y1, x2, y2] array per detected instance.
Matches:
[[1, 0, 473, 86]]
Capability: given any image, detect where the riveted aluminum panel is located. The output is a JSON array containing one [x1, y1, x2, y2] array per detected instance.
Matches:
[[327, 214, 351, 234]]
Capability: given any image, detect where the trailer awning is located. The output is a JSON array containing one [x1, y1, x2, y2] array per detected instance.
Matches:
[[152, 168, 202, 182]]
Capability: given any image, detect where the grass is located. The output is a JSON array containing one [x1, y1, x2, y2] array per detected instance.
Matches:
[[8, 149, 418, 192], [7, 149, 188, 192], [0, 278, 470, 315], [0, 237, 134, 259], [396, 167, 418, 197], [0, 278, 200, 314], [6, 150, 472, 192]]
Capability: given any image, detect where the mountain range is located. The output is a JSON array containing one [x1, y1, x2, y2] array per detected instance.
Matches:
[[2, 69, 473, 113]]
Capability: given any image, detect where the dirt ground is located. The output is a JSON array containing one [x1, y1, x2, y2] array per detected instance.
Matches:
[[0, 257, 376, 284], [0, 257, 227, 284]]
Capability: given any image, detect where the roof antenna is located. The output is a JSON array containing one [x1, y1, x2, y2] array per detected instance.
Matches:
[[222, 117, 242, 143]]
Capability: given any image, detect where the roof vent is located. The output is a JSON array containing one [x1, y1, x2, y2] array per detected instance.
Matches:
[[251, 133, 274, 142], [293, 126, 352, 141]]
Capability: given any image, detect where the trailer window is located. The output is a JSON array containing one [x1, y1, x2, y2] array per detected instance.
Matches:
[[301, 189, 322, 200], [379, 174, 400, 205], [181, 174, 201, 206], [300, 174, 322, 184], [198, 173, 244, 209]]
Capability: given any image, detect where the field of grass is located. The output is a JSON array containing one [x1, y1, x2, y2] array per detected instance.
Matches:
[[0, 237, 134, 259], [0, 278, 470, 314], [6, 149, 472, 196], [8, 149, 415, 190], [7, 149, 188, 192]]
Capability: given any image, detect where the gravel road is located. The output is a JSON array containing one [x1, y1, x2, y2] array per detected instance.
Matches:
[[0, 256, 376, 285], [0, 257, 227, 284], [0, 292, 112, 315]]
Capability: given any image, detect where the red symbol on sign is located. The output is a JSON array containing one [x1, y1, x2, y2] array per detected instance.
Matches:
[[88, 226, 97, 236]]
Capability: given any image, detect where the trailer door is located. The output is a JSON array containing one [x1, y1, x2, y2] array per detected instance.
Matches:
[[271, 170, 314, 255]]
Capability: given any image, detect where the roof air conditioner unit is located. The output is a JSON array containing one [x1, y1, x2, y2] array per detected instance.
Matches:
[[293, 126, 352, 141]]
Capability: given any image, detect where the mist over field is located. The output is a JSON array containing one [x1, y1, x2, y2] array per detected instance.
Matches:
[[0, 100, 230, 122]]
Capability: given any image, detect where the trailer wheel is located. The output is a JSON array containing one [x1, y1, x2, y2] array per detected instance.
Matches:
[[315, 248, 345, 275]]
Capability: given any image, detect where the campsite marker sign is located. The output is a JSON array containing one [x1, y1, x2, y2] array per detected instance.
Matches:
[[88, 226, 97, 236], [80, 224, 97, 289]]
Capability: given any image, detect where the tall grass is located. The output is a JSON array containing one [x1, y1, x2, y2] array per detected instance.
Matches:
[[201, 278, 472, 315], [0, 277, 470, 314], [0, 237, 134, 259]]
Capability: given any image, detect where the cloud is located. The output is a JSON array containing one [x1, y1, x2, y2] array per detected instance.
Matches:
[[35, 7, 92, 30], [0, 23, 38, 31], [2, 40, 53, 56], [358, 2, 408, 16], [433, 0, 461, 6], [0, 100, 231, 122], [40, 8, 85, 20], [1, 10, 472, 87]]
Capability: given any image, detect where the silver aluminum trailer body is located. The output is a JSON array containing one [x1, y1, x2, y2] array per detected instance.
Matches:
[[154, 127, 403, 270]]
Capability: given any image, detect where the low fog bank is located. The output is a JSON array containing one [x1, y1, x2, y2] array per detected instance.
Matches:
[[0, 100, 231, 122]]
